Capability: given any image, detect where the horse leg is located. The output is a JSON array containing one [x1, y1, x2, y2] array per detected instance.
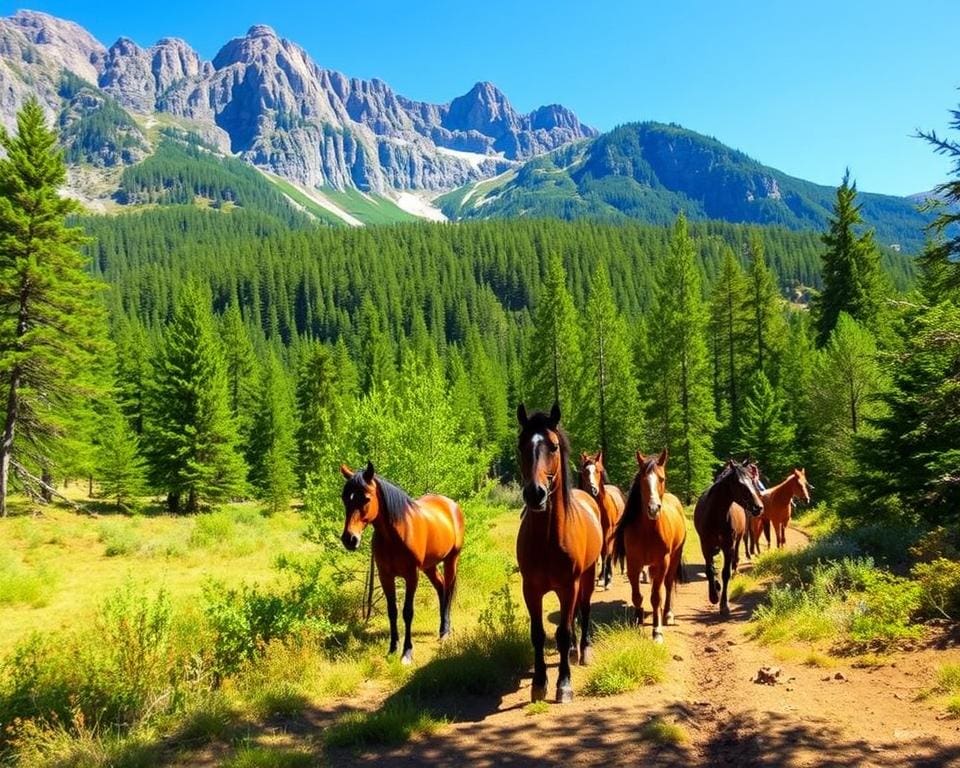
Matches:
[[424, 566, 447, 639], [522, 582, 548, 702], [579, 565, 596, 665], [627, 556, 645, 626], [719, 545, 733, 617], [555, 583, 579, 704], [400, 570, 419, 665], [733, 535, 742, 573], [649, 560, 667, 643], [603, 545, 614, 590], [703, 545, 720, 605], [763, 518, 772, 550], [663, 551, 680, 627], [379, 571, 400, 656], [441, 550, 459, 638], [641, 566, 649, 584]]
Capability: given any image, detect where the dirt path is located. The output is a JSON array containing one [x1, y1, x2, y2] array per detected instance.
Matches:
[[332, 526, 960, 768]]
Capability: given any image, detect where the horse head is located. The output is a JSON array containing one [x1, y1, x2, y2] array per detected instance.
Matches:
[[339, 461, 379, 550], [579, 450, 605, 498], [723, 460, 764, 517], [636, 448, 668, 519], [517, 401, 565, 512], [793, 468, 812, 504]]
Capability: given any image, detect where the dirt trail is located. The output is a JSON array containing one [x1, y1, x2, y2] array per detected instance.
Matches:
[[333, 527, 960, 768]]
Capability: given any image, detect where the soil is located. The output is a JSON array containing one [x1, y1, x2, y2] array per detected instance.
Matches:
[[323, 526, 960, 768]]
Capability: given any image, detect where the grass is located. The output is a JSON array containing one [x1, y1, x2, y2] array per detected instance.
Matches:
[[937, 663, 960, 693], [223, 746, 316, 768], [640, 716, 688, 746], [324, 698, 446, 748], [581, 625, 669, 696], [267, 175, 346, 226], [323, 188, 419, 225], [0, 551, 57, 607], [525, 700, 550, 716]]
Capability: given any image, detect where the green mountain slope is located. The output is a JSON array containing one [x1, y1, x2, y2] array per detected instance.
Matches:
[[441, 122, 933, 252]]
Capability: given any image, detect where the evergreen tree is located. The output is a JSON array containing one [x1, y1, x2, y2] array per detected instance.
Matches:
[[295, 341, 345, 485], [744, 231, 788, 381], [581, 261, 643, 483], [917, 99, 960, 289], [709, 245, 750, 455], [464, 328, 510, 472], [114, 319, 152, 435], [220, 302, 259, 462], [95, 405, 149, 511], [144, 282, 247, 513], [644, 214, 717, 501], [807, 313, 886, 502], [524, 252, 586, 439], [735, 371, 796, 480], [250, 353, 297, 513], [814, 171, 887, 345], [0, 97, 106, 514]]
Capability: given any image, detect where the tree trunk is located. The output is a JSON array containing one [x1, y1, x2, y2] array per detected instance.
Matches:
[[0, 368, 22, 517], [40, 467, 53, 503]]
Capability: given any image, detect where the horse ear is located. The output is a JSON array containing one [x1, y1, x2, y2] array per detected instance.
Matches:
[[549, 401, 561, 427], [636, 451, 645, 466], [596, 450, 604, 464], [658, 447, 669, 466], [339, 463, 354, 479], [517, 403, 528, 427], [363, 461, 375, 483]]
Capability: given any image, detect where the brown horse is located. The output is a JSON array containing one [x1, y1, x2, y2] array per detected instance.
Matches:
[[694, 461, 765, 616], [578, 451, 626, 589], [516, 402, 602, 703], [753, 468, 812, 550], [339, 462, 465, 664], [612, 449, 686, 642]]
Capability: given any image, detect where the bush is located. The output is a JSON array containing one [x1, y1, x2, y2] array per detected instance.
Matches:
[[846, 571, 923, 651], [910, 526, 960, 563], [97, 520, 143, 557], [751, 585, 839, 644], [912, 558, 960, 620]]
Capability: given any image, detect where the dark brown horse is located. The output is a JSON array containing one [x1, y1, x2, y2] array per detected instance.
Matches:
[[516, 402, 602, 703], [694, 461, 764, 616], [340, 462, 465, 664], [578, 451, 626, 589], [613, 449, 687, 642]]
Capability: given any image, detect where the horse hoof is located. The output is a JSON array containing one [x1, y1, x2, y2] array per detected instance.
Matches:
[[531, 684, 548, 702], [652, 631, 664, 644], [556, 685, 573, 704], [665, 612, 676, 626], [709, 593, 719, 606], [580, 646, 594, 666], [401, 651, 414, 665], [568, 646, 579, 664], [719, 604, 730, 618]]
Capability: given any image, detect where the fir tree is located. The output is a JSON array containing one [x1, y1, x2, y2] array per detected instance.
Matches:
[[95, 405, 149, 511], [295, 341, 344, 485], [0, 98, 106, 514], [645, 214, 717, 501], [524, 252, 586, 439], [581, 260, 644, 483], [144, 282, 247, 513], [744, 231, 788, 381], [814, 171, 887, 345], [114, 319, 152, 435], [220, 302, 259, 462], [735, 371, 796, 480], [917, 99, 960, 289], [250, 353, 297, 513]]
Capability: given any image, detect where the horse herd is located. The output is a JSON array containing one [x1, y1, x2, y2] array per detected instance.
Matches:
[[339, 402, 812, 703]]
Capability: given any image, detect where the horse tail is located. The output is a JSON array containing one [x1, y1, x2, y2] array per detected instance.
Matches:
[[613, 517, 627, 570], [675, 534, 687, 585]]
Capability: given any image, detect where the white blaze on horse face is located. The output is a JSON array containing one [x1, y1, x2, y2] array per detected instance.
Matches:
[[646, 469, 662, 515], [587, 464, 599, 495], [529, 433, 544, 479]]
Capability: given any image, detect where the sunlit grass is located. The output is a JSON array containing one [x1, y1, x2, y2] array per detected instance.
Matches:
[[324, 698, 446, 748], [525, 700, 550, 716], [640, 716, 688, 746], [581, 625, 669, 696]]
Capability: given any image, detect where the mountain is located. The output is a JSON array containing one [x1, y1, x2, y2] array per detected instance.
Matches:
[[0, 10, 596, 202], [438, 122, 934, 252]]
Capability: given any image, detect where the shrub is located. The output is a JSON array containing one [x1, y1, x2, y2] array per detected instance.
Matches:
[[912, 558, 960, 620], [910, 527, 960, 563], [846, 571, 923, 651], [751, 585, 839, 644], [97, 520, 143, 557]]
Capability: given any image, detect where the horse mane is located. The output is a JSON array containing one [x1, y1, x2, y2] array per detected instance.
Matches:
[[613, 457, 658, 564], [600, 465, 610, 485], [348, 470, 416, 524], [520, 409, 574, 513]]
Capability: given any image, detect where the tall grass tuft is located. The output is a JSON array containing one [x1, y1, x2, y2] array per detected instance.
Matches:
[[581, 625, 669, 696], [324, 698, 446, 748]]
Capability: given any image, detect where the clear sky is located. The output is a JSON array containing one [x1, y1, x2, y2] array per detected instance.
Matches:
[[7, 0, 959, 196]]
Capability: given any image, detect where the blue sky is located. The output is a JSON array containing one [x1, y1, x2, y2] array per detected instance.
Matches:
[[8, 0, 959, 195]]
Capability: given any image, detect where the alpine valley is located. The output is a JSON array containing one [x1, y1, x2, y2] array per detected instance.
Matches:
[[0, 10, 933, 246]]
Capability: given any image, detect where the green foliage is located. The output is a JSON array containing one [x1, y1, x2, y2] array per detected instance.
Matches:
[[249, 354, 297, 513], [916, 100, 960, 289], [744, 231, 789, 382], [295, 341, 348, 486], [220, 303, 260, 464], [58, 72, 145, 167], [324, 698, 445, 748], [224, 746, 315, 768], [581, 625, 669, 696], [143, 281, 247, 513], [0, 551, 56, 607], [735, 371, 796, 479], [641, 214, 717, 500], [814, 170, 889, 344], [0, 97, 107, 512], [95, 406, 149, 511], [912, 559, 960, 620]]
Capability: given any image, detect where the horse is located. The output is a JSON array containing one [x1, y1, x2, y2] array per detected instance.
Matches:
[[516, 402, 602, 703], [753, 468, 812, 550], [577, 451, 627, 589], [693, 461, 765, 616], [339, 461, 465, 664], [612, 448, 687, 642]]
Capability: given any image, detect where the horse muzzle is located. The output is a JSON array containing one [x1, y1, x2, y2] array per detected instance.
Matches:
[[646, 505, 661, 520], [341, 531, 361, 551], [523, 484, 548, 512]]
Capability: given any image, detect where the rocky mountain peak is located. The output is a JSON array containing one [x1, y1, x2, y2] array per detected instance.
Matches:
[[6, 9, 105, 83]]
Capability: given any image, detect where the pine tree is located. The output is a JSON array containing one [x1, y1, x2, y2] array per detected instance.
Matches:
[[709, 246, 750, 455], [0, 98, 107, 514], [917, 99, 960, 289], [220, 302, 259, 463], [144, 282, 247, 513], [524, 252, 586, 438], [95, 405, 149, 511], [250, 353, 297, 513], [295, 341, 345, 485], [735, 371, 796, 480], [581, 261, 643, 483], [814, 171, 887, 345], [744, 231, 788, 381], [114, 319, 152, 435], [645, 215, 717, 501]]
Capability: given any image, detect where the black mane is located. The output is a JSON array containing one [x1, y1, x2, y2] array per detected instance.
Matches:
[[348, 470, 416, 524], [520, 410, 574, 511]]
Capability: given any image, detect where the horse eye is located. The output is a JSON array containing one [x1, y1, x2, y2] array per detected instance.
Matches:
[[548, 443, 559, 453]]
